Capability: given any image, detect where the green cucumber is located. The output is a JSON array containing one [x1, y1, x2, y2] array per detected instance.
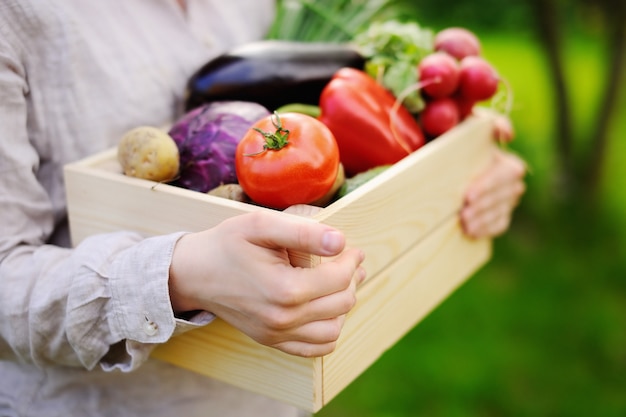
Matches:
[[337, 164, 391, 198]]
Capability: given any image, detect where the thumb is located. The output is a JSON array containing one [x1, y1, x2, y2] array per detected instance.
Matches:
[[243, 211, 346, 257]]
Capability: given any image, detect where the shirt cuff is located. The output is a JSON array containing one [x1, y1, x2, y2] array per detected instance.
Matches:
[[103, 232, 215, 371], [101, 310, 215, 372]]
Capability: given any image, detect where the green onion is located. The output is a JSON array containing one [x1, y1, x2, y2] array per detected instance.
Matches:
[[268, 0, 399, 43]]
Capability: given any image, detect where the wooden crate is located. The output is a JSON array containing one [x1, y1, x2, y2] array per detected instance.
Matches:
[[64, 111, 497, 412]]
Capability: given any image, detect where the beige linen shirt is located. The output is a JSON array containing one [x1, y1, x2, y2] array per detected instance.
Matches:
[[0, 1, 305, 416]]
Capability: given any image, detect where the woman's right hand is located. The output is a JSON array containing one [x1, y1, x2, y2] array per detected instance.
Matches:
[[168, 210, 366, 358]]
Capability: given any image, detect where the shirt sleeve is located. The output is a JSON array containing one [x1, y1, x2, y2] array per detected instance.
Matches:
[[0, 10, 213, 372], [68, 231, 215, 372]]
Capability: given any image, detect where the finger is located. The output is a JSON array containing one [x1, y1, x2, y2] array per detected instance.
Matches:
[[462, 151, 526, 220], [478, 208, 512, 238], [248, 257, 363, 340], [270, 315, 348, 357], [272, 339, 339, 358], [205, 299, 345, 346], [223, 293, 352, 347], [274, 315, 347, 346], [209, 308, 342, 356], [242, 211, 347, 257], [295, 263, 362, 323], [463, 201, 513, 238], [465, 150, 526, 205], [461, 189, 520, 238], [266, 248, 365, 307], [462, 178, 525, 221], [493, 114, 515, 143]]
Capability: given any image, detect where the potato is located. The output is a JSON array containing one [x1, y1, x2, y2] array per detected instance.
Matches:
[[207, 183, 251, 203], [117, 126, 180, 182]]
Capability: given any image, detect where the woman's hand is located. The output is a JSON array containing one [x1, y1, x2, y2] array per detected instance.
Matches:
[[460, 147, 527, 238], [168, 210, 365, 358]]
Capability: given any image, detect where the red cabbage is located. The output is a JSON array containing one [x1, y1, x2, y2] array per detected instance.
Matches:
[[168, 101, 270, 192]]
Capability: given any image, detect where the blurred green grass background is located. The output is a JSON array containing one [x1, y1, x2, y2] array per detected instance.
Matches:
[[316, 17, 626, 417]]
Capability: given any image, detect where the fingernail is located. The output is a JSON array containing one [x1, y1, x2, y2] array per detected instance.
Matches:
[[322, 230, 343, 254]]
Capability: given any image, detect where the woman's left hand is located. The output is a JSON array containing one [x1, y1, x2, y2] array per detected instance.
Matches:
[[460, 147, 527, 239]]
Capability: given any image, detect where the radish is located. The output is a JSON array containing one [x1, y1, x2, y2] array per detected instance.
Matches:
[[453, 92, 475, 119], [458, 56, 500, 102], [418, 52, 460, 99], [434, 27, 481, 60], [420, 97, 460, 137]]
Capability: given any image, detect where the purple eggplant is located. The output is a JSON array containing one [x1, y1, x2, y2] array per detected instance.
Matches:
[[185, 40, 365, 112]]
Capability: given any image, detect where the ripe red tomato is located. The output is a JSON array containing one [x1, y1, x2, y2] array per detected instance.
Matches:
[[235, 112, 340, 209]]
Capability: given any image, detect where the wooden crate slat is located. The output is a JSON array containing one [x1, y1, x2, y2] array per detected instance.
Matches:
[[151, 318, 322, 410]]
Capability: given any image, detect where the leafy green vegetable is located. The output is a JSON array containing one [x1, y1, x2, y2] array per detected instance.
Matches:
[[268, 1, 435, 114], [353, 20, 434, 113], [268, 0, 397, 42]]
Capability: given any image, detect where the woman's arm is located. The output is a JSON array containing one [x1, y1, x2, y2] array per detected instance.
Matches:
[[0, 23, 201, 371]]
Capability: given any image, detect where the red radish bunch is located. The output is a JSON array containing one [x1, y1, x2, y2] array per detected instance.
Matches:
[[417, 27, 502, 138], [457, 56, 500, 101], [420, 97, 459, 137], [434, 27, 481, 60], [418, 52, 460, 99]]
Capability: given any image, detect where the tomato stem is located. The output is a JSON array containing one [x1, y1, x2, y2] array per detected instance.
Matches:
[[248, 112, 290, 155]]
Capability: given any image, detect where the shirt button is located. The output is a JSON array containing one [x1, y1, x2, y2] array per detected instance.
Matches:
[[143, 320, 158, 336]]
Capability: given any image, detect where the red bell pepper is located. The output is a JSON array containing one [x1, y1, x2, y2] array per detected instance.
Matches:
[[318, 67, 426, 176]]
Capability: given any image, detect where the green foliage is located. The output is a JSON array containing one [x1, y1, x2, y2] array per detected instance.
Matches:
[[318, 215, 626, 417], [352, 20, 434, 112], [393, 0, 533, 32]]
